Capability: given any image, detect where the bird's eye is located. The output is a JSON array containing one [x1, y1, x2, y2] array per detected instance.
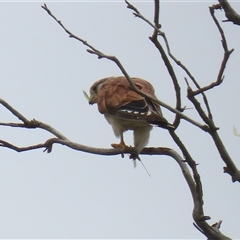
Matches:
[[91, 85, 98, 94], [92, 86, 97, 92]]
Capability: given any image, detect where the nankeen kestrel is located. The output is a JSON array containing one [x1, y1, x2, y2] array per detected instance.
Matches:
[[88, 76, 174, 159]]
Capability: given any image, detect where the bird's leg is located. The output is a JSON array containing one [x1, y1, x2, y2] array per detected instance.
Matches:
[[111, 133, 128, 158]]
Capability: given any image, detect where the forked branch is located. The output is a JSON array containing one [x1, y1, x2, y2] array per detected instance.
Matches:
[[218, 0, 240, 25], [190, 4, 234, 96]]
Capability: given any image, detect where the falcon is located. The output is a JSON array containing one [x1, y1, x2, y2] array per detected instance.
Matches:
[[88, 76, 174, 159]]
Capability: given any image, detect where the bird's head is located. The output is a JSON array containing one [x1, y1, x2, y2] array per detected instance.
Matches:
[[88, 85, 98, 105], [88, 78, 108, 105]]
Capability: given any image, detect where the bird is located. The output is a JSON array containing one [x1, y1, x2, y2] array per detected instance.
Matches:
[[87, 76, 174, 160]]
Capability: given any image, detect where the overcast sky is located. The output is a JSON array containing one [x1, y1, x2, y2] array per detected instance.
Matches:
[[0, 1, 240, 239]]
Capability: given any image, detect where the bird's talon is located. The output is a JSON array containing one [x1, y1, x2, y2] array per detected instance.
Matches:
[[111, 143, 128, 152], [129, 153, 140, 160]]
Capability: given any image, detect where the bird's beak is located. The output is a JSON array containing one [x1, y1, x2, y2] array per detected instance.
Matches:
[[83, 90, 96, 105], [88, 94, 96, 105]]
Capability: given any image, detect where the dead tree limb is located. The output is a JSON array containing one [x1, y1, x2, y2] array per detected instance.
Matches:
[[219, 0, 240, 25]]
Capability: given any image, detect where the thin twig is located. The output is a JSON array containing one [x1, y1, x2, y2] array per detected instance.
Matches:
[[191, 5, 234, 96], [152, 0, 182, 128], [218, 0, 240, 25], [0, 98, 67, 140], [125, 0, 162, 34]]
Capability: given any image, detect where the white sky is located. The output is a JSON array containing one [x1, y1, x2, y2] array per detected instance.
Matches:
[[0, 1, 240, 239]]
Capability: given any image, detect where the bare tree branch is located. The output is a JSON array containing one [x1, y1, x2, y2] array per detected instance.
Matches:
[[125, 0, 162, 34], [0, 98, 201, 165], [152, 0, 182, 128], [219, 0, 240, 25], [0, 98, 68, 140], [187, 86, 240, 183], [185, 4, 240, 182], [190, 4, 234, 96], [164, 140, 231, 240]]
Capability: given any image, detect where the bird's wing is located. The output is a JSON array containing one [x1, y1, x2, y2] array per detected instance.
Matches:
[[97, 76, 173, 129], [96, 76, 145, 114]]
